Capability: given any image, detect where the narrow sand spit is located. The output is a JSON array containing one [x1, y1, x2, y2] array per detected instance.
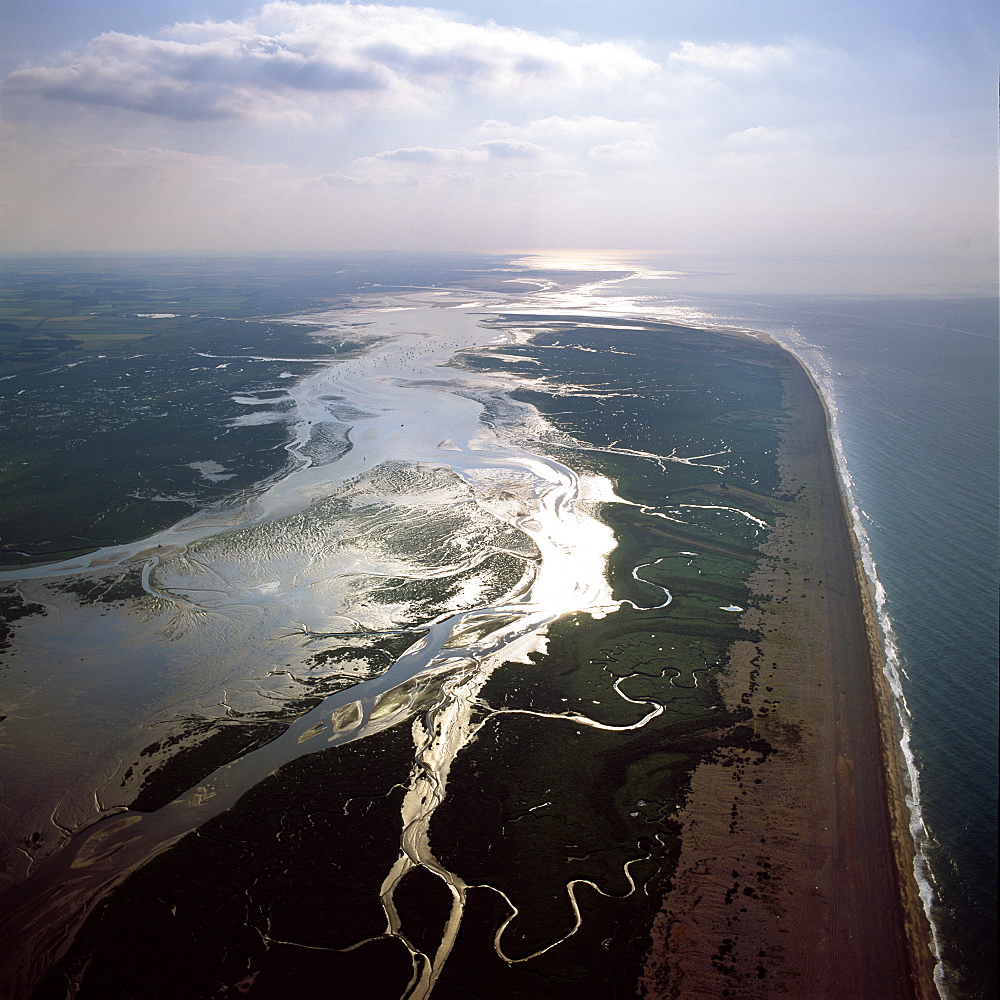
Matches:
[[639, 340, 936, 999]]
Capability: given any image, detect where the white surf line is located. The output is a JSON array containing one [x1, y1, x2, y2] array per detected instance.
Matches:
[[759, 324, 947, 998]]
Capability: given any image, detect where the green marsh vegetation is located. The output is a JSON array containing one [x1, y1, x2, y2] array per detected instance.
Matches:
[[0, 260, 371, 564], [425, 319, 795, 995]]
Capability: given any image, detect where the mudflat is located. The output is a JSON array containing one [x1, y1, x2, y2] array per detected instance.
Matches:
[[639, 335, 936, 999]]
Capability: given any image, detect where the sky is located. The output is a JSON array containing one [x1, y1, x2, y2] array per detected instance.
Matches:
[[0, 0, 996, 274]]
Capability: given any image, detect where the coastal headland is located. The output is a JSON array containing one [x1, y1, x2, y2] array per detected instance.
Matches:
[[0, 296, 934, 998]]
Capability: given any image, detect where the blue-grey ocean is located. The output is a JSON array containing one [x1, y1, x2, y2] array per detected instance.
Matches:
[[652, 287, 998, 1000]]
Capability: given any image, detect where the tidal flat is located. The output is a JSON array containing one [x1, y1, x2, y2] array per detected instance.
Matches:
[[0, 260, 931, 999]]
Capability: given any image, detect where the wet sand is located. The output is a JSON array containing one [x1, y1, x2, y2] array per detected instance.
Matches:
[[639, 338, 936, 998]]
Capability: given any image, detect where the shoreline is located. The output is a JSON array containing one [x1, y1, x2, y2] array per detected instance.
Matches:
[[639, 330, 936, 998], [791, 347, 938, 1000]]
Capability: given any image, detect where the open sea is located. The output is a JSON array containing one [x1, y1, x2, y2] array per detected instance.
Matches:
[[614, 282, 998, 1000]]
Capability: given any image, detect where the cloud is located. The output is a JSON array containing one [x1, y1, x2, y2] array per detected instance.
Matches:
[[668, 40, 801, 74], [498, 168, 588, 184], [2, 31, 323, 122], [373, 145, 483, 164], [718, 126, 806, 165], [472, 117, 656, 170], [47, 142, 292, 182], [312, 168, 419, 186], [588, 138, 660, 165], [348, 139, 552, 183], [339, 144, 483, 185], [2, 2, 658, 123], [475, 115, 655, 143], [480, 139, 548, 159], [728, 125, 794, 145]]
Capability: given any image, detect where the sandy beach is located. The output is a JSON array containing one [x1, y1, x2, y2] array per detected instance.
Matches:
[[639, 337, 936, 998]]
